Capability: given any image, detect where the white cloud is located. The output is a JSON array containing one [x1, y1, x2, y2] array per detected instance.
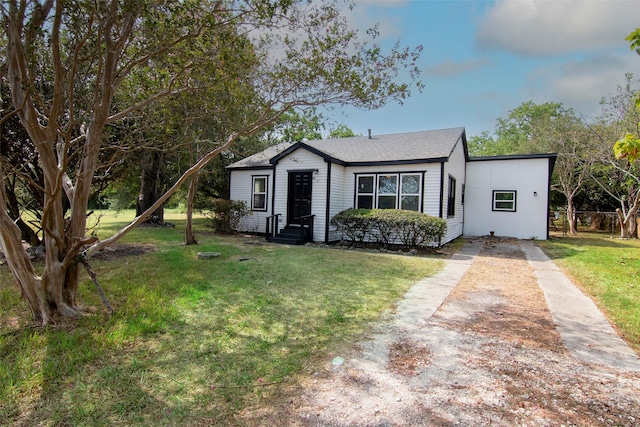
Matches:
[[525, 52, 640, 116], [425, 58, 492, 77], [350, 0, 405, 40], [476, 0, 640, 56]]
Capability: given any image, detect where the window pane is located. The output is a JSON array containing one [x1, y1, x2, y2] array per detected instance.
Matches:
[[401, 195, 419, 211], [253, 194, 266, 210], [378, 195, 396, 209], [357, 195, 373, 209], [493, 191, 516, 211], [254, 177, 265, 193], [401, 175, 420, 194], [358, 176, 374, 193], [448, 177, 456, 216], [378, 175, 397, 194], [495, 201, 513, 210], [496, 192, 514, 201]]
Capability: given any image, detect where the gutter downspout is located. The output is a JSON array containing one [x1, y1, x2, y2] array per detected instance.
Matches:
[[439, 162, 445, 218], [325, 161, 332, 243]]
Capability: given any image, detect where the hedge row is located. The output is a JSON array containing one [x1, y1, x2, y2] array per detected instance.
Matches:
[[330, 208, 447, 248]]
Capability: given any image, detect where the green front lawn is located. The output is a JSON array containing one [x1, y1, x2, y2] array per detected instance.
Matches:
[[0, 210, 441, 425], [540, 233, 640, 352]]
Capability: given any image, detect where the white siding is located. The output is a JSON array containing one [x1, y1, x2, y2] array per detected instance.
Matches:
[[327, 163, 345, 242], [273, 148, 328, 242], [228, 168, 274, 233], [422, 164, 443, 218], [441, 139, 467, 244], [464, 158, 550, 240]]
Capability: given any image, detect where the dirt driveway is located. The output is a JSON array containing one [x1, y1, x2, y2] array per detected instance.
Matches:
[[240, 238, 640, 426]]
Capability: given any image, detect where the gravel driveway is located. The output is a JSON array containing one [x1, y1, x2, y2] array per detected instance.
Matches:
[[240, 238, 640, 426]]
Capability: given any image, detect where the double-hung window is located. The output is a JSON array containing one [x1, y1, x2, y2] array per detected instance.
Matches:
[[400, 174, 421, 211], [447, 176, 456, 217], [377, 175, 398, 209], [252, 176, 268, 211], [355, 173, 423, 211], [356, 175, 375, 209], [492, 190, 517, 212]]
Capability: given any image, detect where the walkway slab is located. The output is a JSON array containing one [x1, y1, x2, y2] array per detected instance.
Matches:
[[393, 239, 483, 330], [519, 240, 640, 372]]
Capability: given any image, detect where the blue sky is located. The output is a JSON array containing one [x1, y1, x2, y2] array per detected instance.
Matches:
[[325, 0, 640, 139]]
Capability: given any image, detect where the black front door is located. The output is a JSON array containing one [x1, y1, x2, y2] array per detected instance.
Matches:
[[287, 171, 312, 225]]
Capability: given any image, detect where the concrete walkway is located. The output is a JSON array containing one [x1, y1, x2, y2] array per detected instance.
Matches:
[[393, 239, 483, 331], [394, 238, 640, 372], [519, 240, 640, 372]]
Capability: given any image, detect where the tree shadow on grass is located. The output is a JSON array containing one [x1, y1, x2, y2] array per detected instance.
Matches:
[[0, 320, 175, 427]]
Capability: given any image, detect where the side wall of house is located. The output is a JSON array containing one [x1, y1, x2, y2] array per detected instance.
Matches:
[[464, 158, 550, 239], [442, 139, 467, 244], [273, 149, 328, 242], [228, 168, 274, 234]]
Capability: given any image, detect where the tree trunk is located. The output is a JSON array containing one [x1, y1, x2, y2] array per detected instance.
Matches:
[[5, 183, 41, 247], [589, 213, 605, 231], [617, 191, 640, 238], [617, 208, 629, 238], [0, 182, 50, 324], [566, 202, 578, 236], [184, 174, 199, 245], [184, 141, 199, 245], [629, 214, 638, 238], [627, 206, 638, 238], [137, 151, 165, 225]]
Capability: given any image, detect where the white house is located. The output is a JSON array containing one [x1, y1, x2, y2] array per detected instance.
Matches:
[[226, 127, 556, 245]]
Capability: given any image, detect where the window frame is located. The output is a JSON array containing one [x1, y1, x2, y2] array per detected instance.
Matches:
[[492, 190, 517, 212], [377, 174, 398, 209], [355, 174, 375, 210], [447, 175, 456, 217], [400, 173, 422, 211], [354, 172, 424, 212], [251, 175, 268, 211]]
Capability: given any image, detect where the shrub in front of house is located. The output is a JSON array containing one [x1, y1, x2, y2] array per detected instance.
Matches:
[[206, 199, 250, 233], [331, 209, 447, 248]]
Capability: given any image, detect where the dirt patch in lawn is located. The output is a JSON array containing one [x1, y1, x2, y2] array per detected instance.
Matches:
[[89, 243, 156, 260], [238, 238, 640, 427]]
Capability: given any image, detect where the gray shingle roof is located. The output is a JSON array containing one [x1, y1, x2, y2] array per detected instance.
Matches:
[[226, 127, 466, 169], [225, 142, 294, 169]]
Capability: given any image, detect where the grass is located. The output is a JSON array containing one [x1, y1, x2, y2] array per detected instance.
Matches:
[[539, 232, 640, 352], [0, 209, 442, 426]]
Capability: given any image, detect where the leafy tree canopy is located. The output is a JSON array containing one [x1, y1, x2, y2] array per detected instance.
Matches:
[[0, 0, 423, 324]]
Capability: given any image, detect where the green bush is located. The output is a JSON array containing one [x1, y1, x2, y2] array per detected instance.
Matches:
[[205, 199, 250, 233], [331, 208, 447, 248]]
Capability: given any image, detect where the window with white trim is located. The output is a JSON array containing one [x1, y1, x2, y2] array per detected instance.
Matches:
[[377, 175, 398, 209], [356, 175, 374, 209], [492, 190, 517, 212], [355, 173, 423, 211], [252, 176, 268, 211], [400, 174, 421, 211]]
